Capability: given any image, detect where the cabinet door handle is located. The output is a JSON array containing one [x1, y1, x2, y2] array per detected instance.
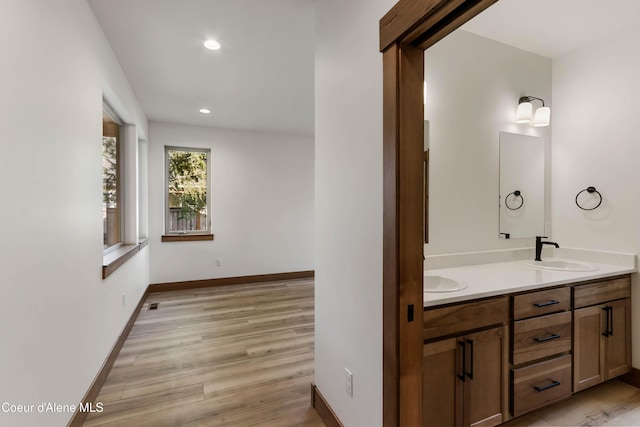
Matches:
[[534, 380, 561, 392], [458, 341, 466, 382], [608, 306, 614, 336], [466, 339, 474, 380], [602, 306, 611, 337], [534, 300, 560, 308], [534, 333, 561, 343]]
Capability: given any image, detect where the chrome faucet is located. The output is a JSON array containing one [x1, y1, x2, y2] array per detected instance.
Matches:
[[535, 236, 559, 261]]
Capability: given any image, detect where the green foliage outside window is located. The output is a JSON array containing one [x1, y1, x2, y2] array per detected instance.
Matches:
[[168, 150, 207, 224], [103, 136, 118, 208]]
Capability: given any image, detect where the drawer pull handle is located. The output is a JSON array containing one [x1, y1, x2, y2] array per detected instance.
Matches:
[[534, 300, 560, 308], [534, 334, 561, 343], [534, 380, 561, 392]]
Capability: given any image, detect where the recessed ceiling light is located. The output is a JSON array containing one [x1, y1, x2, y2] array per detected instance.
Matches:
[[203, 40, 221, 50], [199, 108, 211, 114]]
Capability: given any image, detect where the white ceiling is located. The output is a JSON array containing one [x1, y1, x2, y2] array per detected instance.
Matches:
[[89, 0, 640, 136], [89, 0, 315, 136], [462, 0, 640, 58]]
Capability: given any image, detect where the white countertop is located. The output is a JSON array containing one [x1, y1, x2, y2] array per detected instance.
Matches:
[[424, 258, 635, 308]]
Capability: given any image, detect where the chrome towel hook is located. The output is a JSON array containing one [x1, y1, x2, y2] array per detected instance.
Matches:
[[575, 186, 602, 211]]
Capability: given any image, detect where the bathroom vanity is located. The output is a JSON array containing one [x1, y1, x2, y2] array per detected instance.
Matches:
[[422, 260, 633, 427]]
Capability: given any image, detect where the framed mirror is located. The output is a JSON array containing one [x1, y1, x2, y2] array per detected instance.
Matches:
[[499, 131, 545, 239]]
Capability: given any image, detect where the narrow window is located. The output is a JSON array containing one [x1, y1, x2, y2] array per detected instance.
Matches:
[[103, 107, 122, 250], [165, 147, 210, 235]]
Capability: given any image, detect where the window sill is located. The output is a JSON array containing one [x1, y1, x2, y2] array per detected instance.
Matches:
[[139, 237, 149, 249], [102, 243, 142, 279], [162, 234, 215, 242]]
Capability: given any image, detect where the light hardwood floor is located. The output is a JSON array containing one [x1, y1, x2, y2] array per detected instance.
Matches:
[[84, 278, 324, 427], [502, 380, 640, 426]]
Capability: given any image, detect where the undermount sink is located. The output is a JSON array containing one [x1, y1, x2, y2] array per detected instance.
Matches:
[[528, 259, 599, 272], [424, 275, 468, 293]]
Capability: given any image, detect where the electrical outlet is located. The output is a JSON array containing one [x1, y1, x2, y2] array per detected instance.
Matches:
[[122, 293, 126, 307], [216, 258, 222, 267], [345, 368, 353, 396]]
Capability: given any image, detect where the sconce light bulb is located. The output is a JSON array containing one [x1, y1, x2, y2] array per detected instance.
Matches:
[[533, 106, 551, 127], [515, 102, 533, 123]]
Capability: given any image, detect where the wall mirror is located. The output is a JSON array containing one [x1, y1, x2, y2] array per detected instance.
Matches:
[[499, 131, 545, 238], [423, 120, 429, 243]]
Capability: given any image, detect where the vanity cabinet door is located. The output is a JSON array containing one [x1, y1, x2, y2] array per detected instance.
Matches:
[[573, 298, 631, 393], [573, 305, 605, 392], [423, 326, 508, 427], [605, 298, 631, 380], [464, 327, 508, 427], [423, 338, 461, 427]]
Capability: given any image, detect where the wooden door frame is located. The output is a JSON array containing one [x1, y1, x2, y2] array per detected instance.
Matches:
[[379, 1, 499, 426]]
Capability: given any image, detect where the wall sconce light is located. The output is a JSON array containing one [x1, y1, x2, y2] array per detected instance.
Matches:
[[515, 96, 550, 127]]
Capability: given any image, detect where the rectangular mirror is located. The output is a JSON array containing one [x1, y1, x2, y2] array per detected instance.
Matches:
[[499, 131, 544, 239], [424, 120, 429, 243]]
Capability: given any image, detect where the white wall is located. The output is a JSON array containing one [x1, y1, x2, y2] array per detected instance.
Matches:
[[315, 0, 394, 425], [552, 23, 640, 367], [0, 1, 149, 426], [424, 30, 552, 255], [148, 121, 314, 284]]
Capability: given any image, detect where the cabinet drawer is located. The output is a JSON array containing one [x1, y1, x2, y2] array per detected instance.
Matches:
[[513, 287, 570, 321], [513, 311, 572, 365], [574, 276, 631, 309], [512, 355, 572, 417], [424, 297, 508, 340]]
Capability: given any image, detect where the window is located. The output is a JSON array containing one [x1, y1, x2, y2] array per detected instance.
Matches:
[[164, 147, 211, 239], [103, 107, 122, 250], [101, 101, 146, 278]]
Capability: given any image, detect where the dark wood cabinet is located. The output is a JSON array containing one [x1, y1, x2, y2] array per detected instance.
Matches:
[[512, 287, 570, 321], [423, 326, 508, 427], [606, 298, 631, 379], [573, 304, 604, 391], [424, 273, 632, 425], [510, 286, 572, 417], [512, 355, 572, 417], [574, 297, 631, 392], [423, 338, 458, 427], [464, 327, 508, 427], [512, 311, 572, 365]]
